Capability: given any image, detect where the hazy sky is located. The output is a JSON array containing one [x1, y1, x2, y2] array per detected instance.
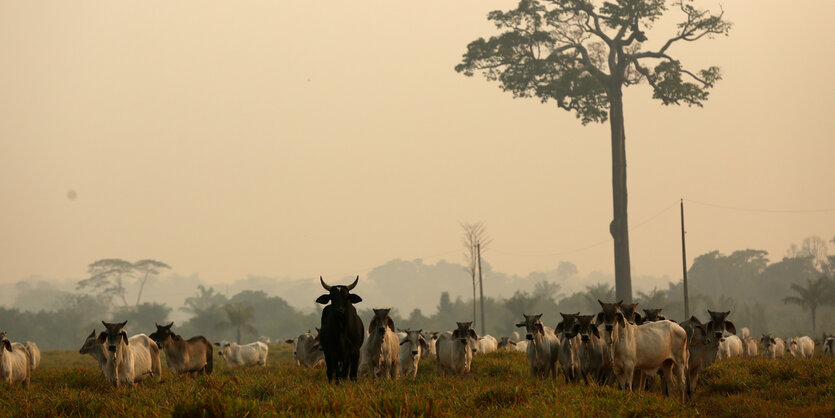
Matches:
[[1, 1, 833, 290]]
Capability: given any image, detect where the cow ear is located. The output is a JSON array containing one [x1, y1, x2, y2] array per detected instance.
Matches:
[[2, 340, 10, 352], [591, 326, 600, 338], [121, 331, 129, 345], [594, 312, 604, 325], [348, 294, 362, 304], [556, 322, 564, 333], [659, 315, 667, 321], [452, 330, 460, 339], [724, 321, 737, 335], [173, 334, 182, 342], [509, 340, 516, 345], [535, 323, 544, 334], [97, 332, 108, 344], [214, 342, 220, 346], [515, 322, 525, 328], [469, 329, 478, 340], [400, 339, 408, 346], [368, 318, 377, 334], [616, 312, 625, 327], [315, 294, 331, 304], [386, 318, 395, 332], [634, 312, 643, 325]]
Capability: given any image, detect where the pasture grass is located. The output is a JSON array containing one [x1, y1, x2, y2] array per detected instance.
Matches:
[[0, 346, 832, 416]]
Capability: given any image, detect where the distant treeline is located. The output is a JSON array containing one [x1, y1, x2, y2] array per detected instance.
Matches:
[[2, 248, 833, 349]]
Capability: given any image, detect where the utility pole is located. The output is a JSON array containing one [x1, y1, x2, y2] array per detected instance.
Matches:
[[681, 199, 690, 319], [477, 242, 485, 336]]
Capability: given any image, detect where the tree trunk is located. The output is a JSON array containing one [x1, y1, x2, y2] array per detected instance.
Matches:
[[237, 326, 241, 345], [608, 86, 633, 303], [811, 306, 816, 336], [135, 271, 150, 306], [472, 266, 477, 326], [477, 243, 485, 336]]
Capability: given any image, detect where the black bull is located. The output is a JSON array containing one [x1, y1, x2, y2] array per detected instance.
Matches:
[[316, 276, 365, 384]]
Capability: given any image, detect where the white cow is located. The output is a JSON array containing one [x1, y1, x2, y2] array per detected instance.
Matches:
[[761, 335, 785, 359], [474, 335, 498, 356], [81, 328, 161, 382], [742, 338, 759, 358], [358, 308, 400, 379], [514, 340, 529, 353], [215, 341, 269, 366], [574, 315, 613, 385], [98, 321, 162, 386], [398, 329, 429, 378], [421, 332, 439, 360], [291, 332, 324, 368], [787, 336, 814, 359], [718, 335, 743, 360], [9, 341, 40, 371], [0, 335, 30, 388], [597, 301, 688, 401], [516, 314, 560, 379], [436, 322, 477, 376]]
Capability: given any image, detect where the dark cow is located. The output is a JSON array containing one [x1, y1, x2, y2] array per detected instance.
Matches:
[[316, 276, 364, 384], [642, 308, 667, 322], [148, 322, 213, 375], [706, 310, 736, 341]]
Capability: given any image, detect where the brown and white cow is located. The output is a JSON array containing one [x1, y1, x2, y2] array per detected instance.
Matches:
[[679, 316, 720, 401], [149, 322, 213, 375]]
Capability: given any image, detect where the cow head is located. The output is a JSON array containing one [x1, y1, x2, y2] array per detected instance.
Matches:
[[706, 310, 736, 341], [824, 337, 834, 352], [79, 329, 101, 355], [516, 313, 546, 341], [316, 276, 362, 313], [149, 322, 178, 347], [595, 300, 625, 332], [497, 337, 517, 351], [213, 341, 233, 358], [555, 312, 580, 338], [98, 321, 129, 356], [642, 308, 665, 322], [399, 329, 428, 357], [1, 332, 10, 353], [369, 308, 395, 335], [574, 315, 599, 343], [618, 302, 643, 325], [452, 322, 477, 345], [681, 316, 715, 346]]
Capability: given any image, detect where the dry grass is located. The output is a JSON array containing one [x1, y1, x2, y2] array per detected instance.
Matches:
[[1, 346, 832, 416]]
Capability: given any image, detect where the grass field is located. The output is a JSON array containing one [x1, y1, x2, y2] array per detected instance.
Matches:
[[1, 345, 832, 416]]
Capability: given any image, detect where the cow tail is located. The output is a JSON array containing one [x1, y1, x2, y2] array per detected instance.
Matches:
[[206, 338, 214, 375]]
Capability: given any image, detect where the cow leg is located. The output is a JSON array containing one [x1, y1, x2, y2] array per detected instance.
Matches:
[[348, 353, 359, 381], [673, 360, 686, 402]]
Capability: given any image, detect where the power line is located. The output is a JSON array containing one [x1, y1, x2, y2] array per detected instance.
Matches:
[[493, 200, 680, 258], [683, 199, 835, 214]]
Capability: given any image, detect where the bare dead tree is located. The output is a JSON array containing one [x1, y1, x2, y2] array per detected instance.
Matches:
[[461, 222, 491, 330]]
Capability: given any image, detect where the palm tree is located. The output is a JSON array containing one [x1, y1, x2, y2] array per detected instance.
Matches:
[[216, 302, 257, 344], [783, 275, 832, 335], [583, 283, 615, 312]]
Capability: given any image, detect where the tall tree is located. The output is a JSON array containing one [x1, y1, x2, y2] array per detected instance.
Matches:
[[216, 302, 258, 344], [77, 259, 135, 307], [456, 0, 731, 302], [783, 275, 832, 336], [133, 259, 171, 306]]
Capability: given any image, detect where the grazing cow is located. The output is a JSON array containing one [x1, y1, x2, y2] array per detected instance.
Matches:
[[215, 341, 269, 366], [474, 335, 498, 356], [555, 312, 581, 384], [149, 322, 213, 375], [79, 329, 109, 374], [679, 316, 720, 401], [596, 300, 687, 401], [718, 335, 743, 360], [761, 334, 785, 359], [642, 309, 667, 322], [787, 336, 814, 359], [436, 322, 477, 376], [497, 337, 517, 351], [0, 333, 30, 388], [574, 314, 613, 385], [358, 308, 400, 379], [399, 329, 429, 378], [316, 276, 365, 384], [516, 314, 560, 379], [292, 331, 325, 368], [823, 336, 834, 357]]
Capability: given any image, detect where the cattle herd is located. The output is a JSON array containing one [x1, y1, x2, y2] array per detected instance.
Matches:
[[1, 276, 834, 403]]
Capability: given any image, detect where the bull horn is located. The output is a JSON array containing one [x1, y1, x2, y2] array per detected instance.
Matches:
[[347, 275, 359, 290], [320, 276, 332, 291]]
